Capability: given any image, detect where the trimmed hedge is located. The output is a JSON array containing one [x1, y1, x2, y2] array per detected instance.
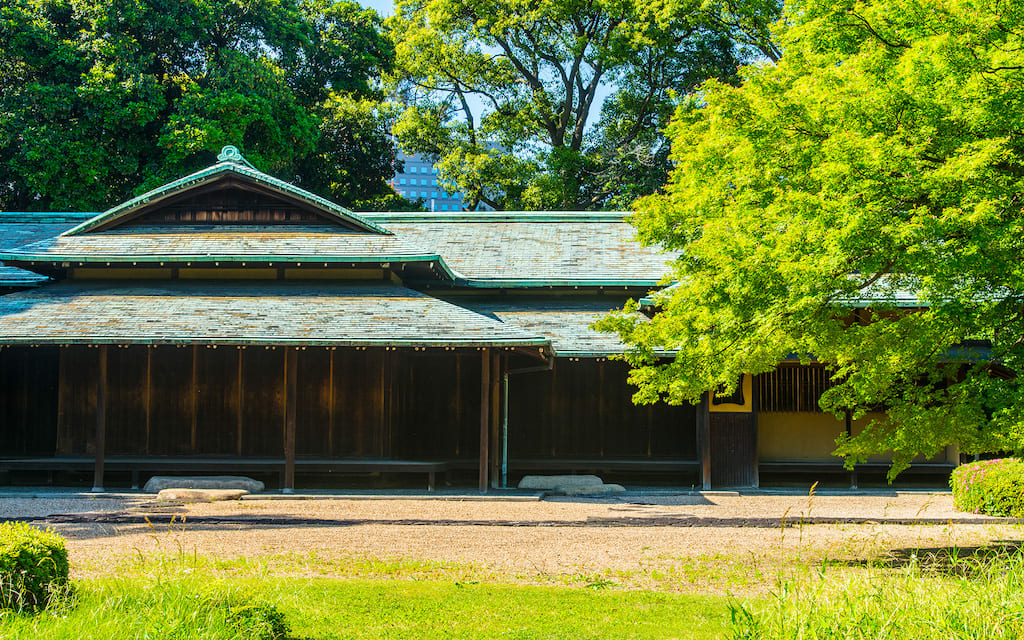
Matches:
[[0, 522, 69, 611], [950, 458, 1024, 517]]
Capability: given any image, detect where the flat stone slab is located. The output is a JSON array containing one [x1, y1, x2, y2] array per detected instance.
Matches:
[[143, 476, 265, 494], [558, 483, 626, 496], [518, 474, 604, 490], [156, 488, 248, 502]]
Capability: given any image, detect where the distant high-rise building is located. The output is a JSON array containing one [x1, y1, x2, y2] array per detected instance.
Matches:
[[389, 152, 494, 212]]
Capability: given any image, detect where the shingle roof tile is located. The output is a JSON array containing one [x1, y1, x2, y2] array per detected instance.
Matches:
[[382, 220, 670, 285], [0, 281, 549, 347], [2, 225, 439, 262], [462, 298, 638, 356]]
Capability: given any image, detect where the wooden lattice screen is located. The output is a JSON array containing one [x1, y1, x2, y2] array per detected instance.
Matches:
[[756, 365, 835, 413]]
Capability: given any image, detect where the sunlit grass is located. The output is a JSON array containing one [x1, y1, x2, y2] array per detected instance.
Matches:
[[0, 562, 734, 640], [730, 544, 1024, 639]]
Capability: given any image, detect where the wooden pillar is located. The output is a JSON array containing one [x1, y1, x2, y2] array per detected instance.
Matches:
[[454, 356, 462, 457], [92, 345, 108, 493], [327, 348, 335, 456], [845, 410, 856, 489], [697, 394, 710, 491], [489, 352, 501, 488], [237, 348, 244, 456], [144, 346, 152, 455], [190, 345, 198, 451], [751, 377, 760, 489], [283, 347, 297, 493], [479, 348, 490, 492]]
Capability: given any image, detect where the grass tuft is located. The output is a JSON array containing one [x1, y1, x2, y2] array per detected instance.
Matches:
[[729, 545, 1024, 639]]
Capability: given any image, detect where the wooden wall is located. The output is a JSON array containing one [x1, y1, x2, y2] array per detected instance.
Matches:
[[0, 346, 60, 456], [507, 359, 696, 460], [51, 346, 485, 460], [4, 347, 695, 464]]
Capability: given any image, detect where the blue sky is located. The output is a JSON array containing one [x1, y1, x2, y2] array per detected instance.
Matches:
[[362, 0, 395, 17]]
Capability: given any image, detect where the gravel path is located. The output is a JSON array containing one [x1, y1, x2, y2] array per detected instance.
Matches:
[[2, 491, 1020, 593]]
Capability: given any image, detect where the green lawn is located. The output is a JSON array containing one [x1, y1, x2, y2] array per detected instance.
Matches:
[[0, 573, 735, 639]]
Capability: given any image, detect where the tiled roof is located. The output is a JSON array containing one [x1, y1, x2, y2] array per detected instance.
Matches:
[[1, 225, 441, 264], [378, 217, 672, 286], [0, 281, 550, 347], [0, 215, 89, 285], [462, 298, 640, 356], [0, 211, 673, 287]]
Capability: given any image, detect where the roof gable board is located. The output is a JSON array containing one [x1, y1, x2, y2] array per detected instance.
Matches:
[[64, 146, 389, 236]]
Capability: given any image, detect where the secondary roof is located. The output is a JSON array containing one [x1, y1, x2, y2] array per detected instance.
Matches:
[[0, 281, 551, 350]]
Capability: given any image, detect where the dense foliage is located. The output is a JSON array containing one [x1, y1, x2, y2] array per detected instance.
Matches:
[[387, 0, 779, 210], [0, 0, 406, 211], [950, 458, 1024, 517], [0, 522, 69, 611], [600, 0, 1024, 473]]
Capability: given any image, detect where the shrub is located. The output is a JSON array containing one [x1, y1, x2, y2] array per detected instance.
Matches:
[[950, 458, 1024, 517], [223, 600, 289, 640], [0, 522, 70, 611]]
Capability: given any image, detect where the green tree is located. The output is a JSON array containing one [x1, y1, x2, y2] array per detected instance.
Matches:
[[599, 0, 1024, 474], [0, 0, 406, 211], [388, 0, 776, 211]]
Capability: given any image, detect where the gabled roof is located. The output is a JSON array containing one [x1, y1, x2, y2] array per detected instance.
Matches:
[[1, 225, 446, 267], [64, 146, 389, 236]]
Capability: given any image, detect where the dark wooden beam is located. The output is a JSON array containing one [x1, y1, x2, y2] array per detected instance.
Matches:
[[697, 394, 711, 491], [479, 348, 490, 492], [845, 409, 856, 489], [190, 345, 198, 451], [454, 355, 462, 457], [144, 346, 152, 456], [56, 349, 66, 455], [237, 348, 244, 456], [751, 375, 760, 489], [328, 348, 335, 456], [284, 347, 297, 493], [92, 345, 107, 493], [489, 352, 501, 488]]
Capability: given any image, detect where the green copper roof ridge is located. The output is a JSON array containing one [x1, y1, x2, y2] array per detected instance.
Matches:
[[0, 336, 552, 347], [0, 212, 98, 221], [363, 211, 631, 223], [63, 152, 389, 236], [446, 278, 661, 288], [0, 252, 445, 263]]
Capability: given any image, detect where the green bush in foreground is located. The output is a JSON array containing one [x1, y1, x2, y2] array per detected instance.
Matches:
[[950, 458, 1024, 517], [221, 600, 288, 640], [0, 522, 69, 611]]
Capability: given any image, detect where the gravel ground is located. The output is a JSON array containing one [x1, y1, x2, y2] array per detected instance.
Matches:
[[2, 490, 1020, 593]]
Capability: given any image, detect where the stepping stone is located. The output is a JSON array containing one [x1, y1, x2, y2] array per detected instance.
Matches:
[[156, 488, 248, 502], [557, 483, 626, 496], [143, 475, 264, 493], [518, 474, 604, 490]]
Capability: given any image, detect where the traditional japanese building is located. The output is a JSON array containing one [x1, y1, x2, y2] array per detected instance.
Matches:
[[0, 147, 957, 491]]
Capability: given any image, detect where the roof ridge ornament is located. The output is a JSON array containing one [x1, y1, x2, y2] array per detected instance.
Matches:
[[217, 145, 256, 169]]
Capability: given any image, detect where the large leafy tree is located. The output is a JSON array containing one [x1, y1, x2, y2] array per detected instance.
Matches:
[[388, 0, 778, 211], [600, 0, 1024, 473], [0, 0, 404, 211]]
